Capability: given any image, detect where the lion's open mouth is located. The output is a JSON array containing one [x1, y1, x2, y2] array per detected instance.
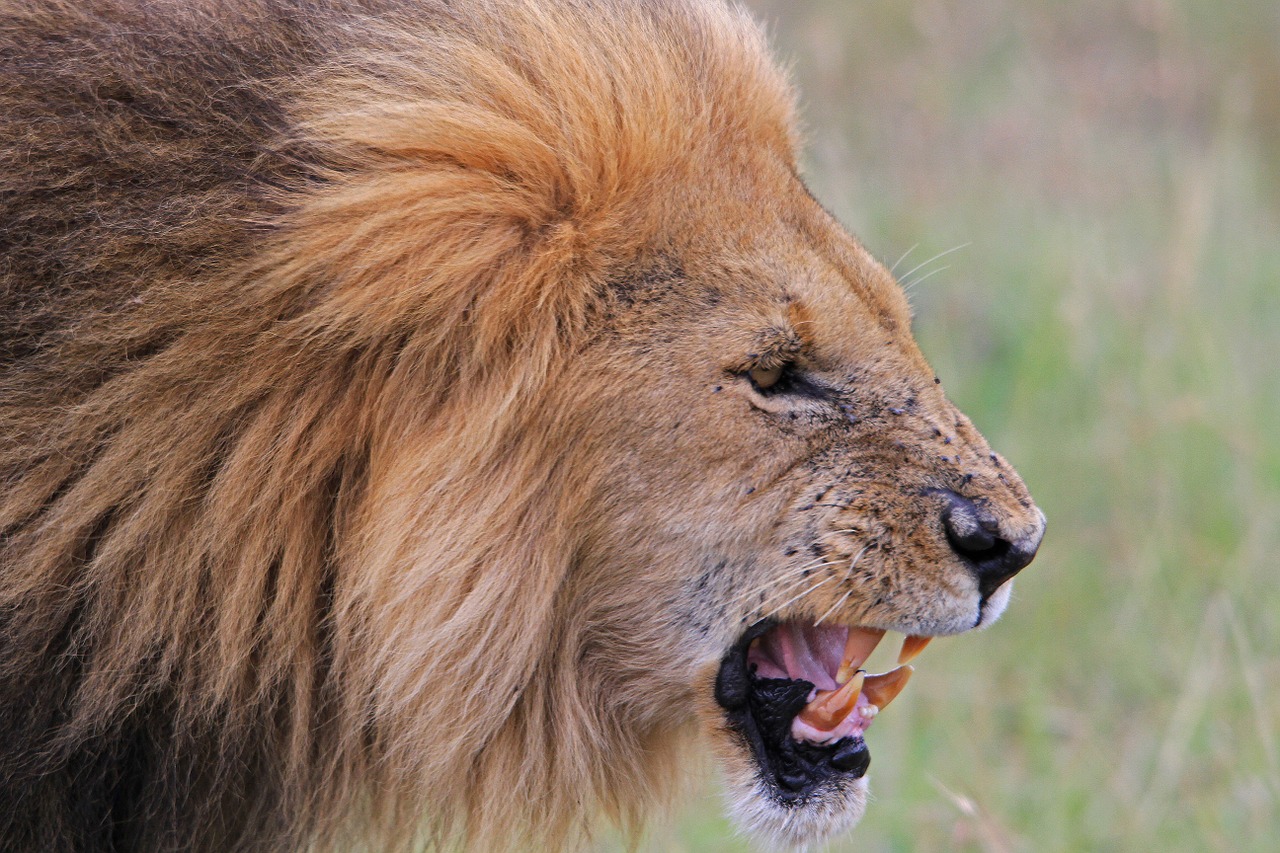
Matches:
[[713, 620, 927, 802]]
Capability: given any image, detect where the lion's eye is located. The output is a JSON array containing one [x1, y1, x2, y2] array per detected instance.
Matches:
[[748, 364, 785, 391]]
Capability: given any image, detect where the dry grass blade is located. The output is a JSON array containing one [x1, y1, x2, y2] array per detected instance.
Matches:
[[929, 776, 1020, 853]]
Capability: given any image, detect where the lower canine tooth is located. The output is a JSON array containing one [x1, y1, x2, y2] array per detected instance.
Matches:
[[862, 665, 913, 710], [797, 670, 865, 731]]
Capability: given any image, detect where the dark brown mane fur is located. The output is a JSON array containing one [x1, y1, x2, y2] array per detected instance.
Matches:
[[1, 1, 796, 850]]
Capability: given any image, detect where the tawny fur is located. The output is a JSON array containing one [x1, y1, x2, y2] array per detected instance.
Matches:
[[0, 1, 1043, 851]]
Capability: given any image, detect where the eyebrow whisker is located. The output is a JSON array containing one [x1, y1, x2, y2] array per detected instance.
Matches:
[[896, 242, 970, 284], [888, 242, 918, 275], [902, 264, 951, 293]]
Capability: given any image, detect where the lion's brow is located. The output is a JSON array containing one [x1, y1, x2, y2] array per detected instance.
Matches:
[[745, 325, 804, 363]]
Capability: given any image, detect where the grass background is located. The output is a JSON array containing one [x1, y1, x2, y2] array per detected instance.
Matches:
[[621, 1, 1280, 850]]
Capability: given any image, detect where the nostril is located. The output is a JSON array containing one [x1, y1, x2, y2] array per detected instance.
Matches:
[[945, 516, 998, 555], [941, 493, 999, 556], [940, 491, 1039, 598]]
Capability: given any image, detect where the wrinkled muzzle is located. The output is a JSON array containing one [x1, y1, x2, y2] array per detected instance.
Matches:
[[698, 469, 1045, 849]]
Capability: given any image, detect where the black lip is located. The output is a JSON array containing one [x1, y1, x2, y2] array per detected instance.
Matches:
[[714, 620, 871, 804]]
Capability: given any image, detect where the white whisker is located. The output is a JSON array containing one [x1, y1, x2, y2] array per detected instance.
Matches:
[[731, 576, 797, 607], [752, 565, 837, 611], [896, 242, 970, 285], [732, 573, 802, 607], [814, 588, 854, 627], [730, 556, 838, 607], [748, 580, 810, 616], [888, 243, 918, 275], [901, 264, 950, 293], [766, 575, 836, 617], [841, 545, 871, 585], [813, 546, 869, 625]]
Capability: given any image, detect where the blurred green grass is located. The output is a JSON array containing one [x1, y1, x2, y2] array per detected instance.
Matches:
[[635, 0, 1280, 850]]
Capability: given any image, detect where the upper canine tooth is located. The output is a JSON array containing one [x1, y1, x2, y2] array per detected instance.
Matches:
[[898, 634, 932, 664], [862, 665, 914, 710], [836, 627, 885, 684]]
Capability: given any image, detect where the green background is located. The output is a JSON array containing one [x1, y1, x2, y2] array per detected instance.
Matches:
[[623, 1, 1280, 850]]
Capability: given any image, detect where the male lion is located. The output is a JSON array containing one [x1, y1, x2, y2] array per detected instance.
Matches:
[[0, 0, 1045, 850]]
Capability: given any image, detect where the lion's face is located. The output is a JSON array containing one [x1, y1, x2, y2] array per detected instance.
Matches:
[[551, 160, 1045, 847]]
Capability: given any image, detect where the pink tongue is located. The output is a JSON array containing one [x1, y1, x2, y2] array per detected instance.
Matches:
[[747, 623, 847, 691]]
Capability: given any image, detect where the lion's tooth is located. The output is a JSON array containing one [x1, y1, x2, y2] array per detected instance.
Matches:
[[836, 627, 885, 684], [898, 634, 931, 664], [862, 665, 913, 711], [797, 670, 865, 731]]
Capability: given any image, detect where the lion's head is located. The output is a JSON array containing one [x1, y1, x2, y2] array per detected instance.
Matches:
[[0, 0, 1042, 850], [534, 144, 1046, 849]]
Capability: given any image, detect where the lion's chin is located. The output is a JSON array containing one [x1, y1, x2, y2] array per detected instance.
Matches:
[[722, 769, 868, 851]]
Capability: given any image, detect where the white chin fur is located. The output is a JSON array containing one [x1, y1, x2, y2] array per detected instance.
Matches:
[[979, 580, 1014, 627], [724, 774, 868, 851]]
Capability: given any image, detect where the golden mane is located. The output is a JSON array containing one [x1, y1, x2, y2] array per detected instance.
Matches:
[[1, 1, 798, 849]]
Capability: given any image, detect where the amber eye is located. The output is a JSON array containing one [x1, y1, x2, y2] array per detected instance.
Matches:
[[748, 364, 785, 390]]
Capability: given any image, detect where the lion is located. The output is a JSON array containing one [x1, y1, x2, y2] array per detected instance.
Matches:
[[0, 0, 1045, 850]]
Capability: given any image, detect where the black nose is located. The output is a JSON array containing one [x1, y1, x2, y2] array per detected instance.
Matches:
[[941, 492, 1042, 598]]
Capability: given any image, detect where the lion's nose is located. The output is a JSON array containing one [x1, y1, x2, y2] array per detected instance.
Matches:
[[941, 492, 1043, 598]]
